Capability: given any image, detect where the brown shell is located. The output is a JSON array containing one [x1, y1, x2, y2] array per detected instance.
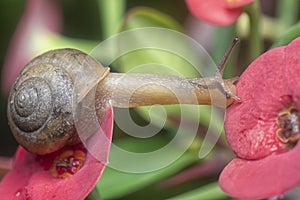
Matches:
[[7, 48, 109, 154]]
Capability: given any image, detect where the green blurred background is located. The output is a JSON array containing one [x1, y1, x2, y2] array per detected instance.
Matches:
[[1, 1, 300, 199]]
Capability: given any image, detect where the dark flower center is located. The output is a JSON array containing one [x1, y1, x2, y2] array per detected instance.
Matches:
[[50, 149, 86, 178], [276, 105, 300, 146], [36, 144, 87, 178]]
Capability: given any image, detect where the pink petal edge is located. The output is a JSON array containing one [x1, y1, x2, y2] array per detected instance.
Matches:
[[220, 142, 300, 199], [186, 0, 244, 26]]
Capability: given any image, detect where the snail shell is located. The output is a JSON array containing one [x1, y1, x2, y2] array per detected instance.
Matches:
[[7, 48, 109, 155]]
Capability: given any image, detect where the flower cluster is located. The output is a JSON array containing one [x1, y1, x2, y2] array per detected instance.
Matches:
[[220, 37, 300, 199]]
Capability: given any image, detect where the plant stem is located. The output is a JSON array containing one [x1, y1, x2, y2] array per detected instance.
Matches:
[[98, 0, 126, 38], [244, 0, 262, 62]]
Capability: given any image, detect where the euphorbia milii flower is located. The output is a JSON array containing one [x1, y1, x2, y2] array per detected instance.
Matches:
[[0, 107, 113, 199], [185, 0, 254, 25], [220, 37, 300, 199]]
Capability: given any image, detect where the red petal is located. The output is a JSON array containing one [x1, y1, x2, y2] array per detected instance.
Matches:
[[225, 46, 288, 160], [286, 37, 300, 109], [0, 149, 38, 199], [0, 106, 113, 199], [222, 37, 300, 199], [83, 106, 114, 164], [185, 0, 243, 26], [220, 142, 300, 199]]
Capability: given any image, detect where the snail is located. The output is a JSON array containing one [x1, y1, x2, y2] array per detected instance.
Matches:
[[7, 38, 240, 155]]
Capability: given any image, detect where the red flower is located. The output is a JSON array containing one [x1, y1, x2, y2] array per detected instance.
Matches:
[[220, 37, 300, 199], [185, 0, 254, 25], [0, 107, 113, 199]]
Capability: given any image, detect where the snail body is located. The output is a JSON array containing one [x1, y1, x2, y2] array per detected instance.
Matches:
[[8, 46, 239, 155]]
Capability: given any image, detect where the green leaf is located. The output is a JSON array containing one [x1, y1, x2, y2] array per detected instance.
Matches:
[[121, 7, 182, 32], [168, 182, 229, 200], [29, 31, 98, 56], [96, 136, 198, 199], [272, 21, 300, 48], [85, 187, 102, 200]]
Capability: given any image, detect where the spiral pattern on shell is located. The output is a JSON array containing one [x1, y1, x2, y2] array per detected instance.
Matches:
[[8, 62, 75, 155], [12, 77, 52, 132], [7, 49, 109, 155]]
